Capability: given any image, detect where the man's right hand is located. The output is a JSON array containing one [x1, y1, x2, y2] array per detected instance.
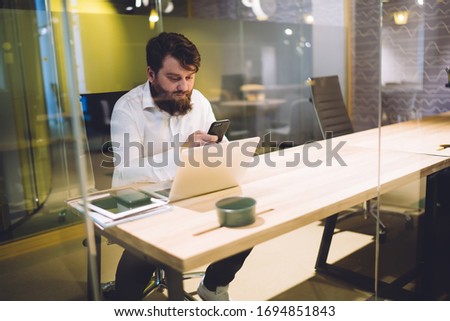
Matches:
[[184, 130, 218, 147]]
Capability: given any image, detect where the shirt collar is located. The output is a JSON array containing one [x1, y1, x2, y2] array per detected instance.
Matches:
[[142, 81, 157, 110]]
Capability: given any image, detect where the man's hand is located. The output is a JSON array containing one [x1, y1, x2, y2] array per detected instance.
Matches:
[[184, 130, 218, 147]]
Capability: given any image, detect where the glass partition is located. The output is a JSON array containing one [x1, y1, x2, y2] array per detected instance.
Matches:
[[0, 1, 93, 243], [378, 0, 450, 301], [0, 0, 383, 301], [70, 0, 383, 301], [7, 0, 450, 303]]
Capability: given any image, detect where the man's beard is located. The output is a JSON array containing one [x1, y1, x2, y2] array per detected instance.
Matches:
[[150, 80, 193, 116]]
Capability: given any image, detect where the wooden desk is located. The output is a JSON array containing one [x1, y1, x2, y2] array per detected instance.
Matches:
[[339, 112, 450, 156], [92, 140, 450, 300]]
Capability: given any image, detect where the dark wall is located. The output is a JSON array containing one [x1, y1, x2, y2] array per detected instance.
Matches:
[[352, 0, 450, 131]]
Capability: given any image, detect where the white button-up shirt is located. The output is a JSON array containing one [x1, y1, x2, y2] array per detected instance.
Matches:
[[110, 81, 217, 187]]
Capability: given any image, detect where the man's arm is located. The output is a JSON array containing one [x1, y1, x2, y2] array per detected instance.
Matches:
[[110, 107, 178, 187]]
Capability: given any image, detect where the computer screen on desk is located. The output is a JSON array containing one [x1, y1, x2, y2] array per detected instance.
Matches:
[[140, 136, 261, 202]]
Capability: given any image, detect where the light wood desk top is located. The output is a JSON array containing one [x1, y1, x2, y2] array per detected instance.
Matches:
[[340, 112, 450, 156], [103, 141, 450, 273]]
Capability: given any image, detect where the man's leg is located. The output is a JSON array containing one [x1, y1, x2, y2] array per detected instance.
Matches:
[[198, 248, 252, 300], [114, 250, 156, 300]]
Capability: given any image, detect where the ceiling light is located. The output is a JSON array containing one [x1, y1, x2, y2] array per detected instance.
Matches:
[[164, 1, 174, 13], [304, 14, 314, 24], [251, 0, 268, 21], [241, 0, 268, 21], [393, 11, 409, 25], [149, 8, 159, 29]]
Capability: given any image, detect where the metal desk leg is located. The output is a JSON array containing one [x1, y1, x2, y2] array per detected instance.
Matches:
[[315, 212, 416, 299], [164, 267, 185, 301], [314, 214, 376, 291], [315, 214, 338, 270]]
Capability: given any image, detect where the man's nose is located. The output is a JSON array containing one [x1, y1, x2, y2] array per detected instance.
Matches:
[[177, 79, 188, 91]]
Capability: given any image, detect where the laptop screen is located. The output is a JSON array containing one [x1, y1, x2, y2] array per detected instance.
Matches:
[[139, 136, 260, 202]]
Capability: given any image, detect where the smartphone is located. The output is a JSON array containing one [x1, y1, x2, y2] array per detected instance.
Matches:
[[207, 119, 230, 143]]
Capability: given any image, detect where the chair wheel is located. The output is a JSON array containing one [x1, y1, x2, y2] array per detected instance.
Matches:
[[58, 211, 66, 223], [379, 230, 387, 243]]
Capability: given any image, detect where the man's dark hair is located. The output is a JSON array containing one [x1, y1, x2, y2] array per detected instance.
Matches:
[[146, 32, 201, 75]]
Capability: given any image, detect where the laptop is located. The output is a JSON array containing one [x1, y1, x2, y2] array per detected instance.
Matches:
[[139, 136, 261, 202]]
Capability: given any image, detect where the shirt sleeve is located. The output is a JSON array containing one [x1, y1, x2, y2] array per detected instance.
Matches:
[[110, 101, 177, 187]]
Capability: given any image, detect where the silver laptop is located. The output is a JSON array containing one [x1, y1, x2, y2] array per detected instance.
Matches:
[[139, 136, 260, 202]]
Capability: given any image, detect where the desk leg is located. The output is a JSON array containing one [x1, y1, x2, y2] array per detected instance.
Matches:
[[315, 168, 450, 300], [164, 268, 185, 301], [314, 214, 375, 290], [315, 214, 338, 270], [315, 213, 416, 299]]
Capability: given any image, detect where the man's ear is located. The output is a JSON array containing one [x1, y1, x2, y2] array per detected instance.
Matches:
[[147, 67, 155, 82]]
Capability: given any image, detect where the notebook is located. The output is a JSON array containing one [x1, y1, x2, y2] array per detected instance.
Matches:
[[139, 136, 261, 202]]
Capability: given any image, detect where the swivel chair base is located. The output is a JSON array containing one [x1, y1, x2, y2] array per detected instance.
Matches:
[[143, 268, 204, 301], [336, 199, 418, 243], [337, 200, 388, 242], [101, 268, 205, 301]]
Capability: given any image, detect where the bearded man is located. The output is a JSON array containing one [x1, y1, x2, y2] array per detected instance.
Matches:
[[109, 32, 252, 301]]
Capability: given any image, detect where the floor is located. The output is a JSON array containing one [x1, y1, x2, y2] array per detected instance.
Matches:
[[1, 211, 437, 301]]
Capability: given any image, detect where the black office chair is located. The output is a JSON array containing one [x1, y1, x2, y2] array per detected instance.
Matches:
[[308, 76, 354, 138], [268, 98, 323, 149], [308, 75, 389, 240], [81, 91, 204, 300]]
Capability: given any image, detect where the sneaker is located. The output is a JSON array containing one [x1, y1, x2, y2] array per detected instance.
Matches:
[[101, 281, 118, 301], [197, 281, 230, 301]]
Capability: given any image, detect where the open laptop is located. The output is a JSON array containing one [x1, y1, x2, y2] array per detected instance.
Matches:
[[139, 136, 260, 202]]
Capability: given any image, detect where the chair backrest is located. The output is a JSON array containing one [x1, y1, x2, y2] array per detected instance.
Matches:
[[80, 91, 127, 190], [309, 75, 354, 138], [80, 91, 127, 139]]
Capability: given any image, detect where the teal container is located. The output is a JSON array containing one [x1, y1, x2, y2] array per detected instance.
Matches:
[[216, 197, 256, 227]]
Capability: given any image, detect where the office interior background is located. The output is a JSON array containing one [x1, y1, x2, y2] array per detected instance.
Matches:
[[1, 0, 449, 300]]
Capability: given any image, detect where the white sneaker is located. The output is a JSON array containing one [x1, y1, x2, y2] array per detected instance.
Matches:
[[197, 281, 230, 301]]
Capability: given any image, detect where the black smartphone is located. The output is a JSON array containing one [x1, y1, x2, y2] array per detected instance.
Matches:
[[207, 119, 230, 142]]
